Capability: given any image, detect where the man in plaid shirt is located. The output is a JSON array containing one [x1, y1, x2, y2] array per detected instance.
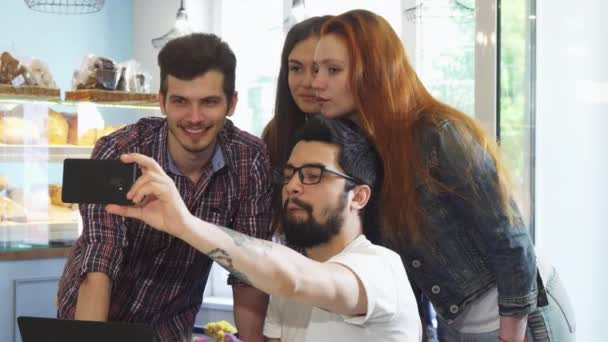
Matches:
[[57, 33, 273, 342]]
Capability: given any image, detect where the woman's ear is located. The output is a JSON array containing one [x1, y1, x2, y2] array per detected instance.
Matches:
[[350, 184, 371, 211]]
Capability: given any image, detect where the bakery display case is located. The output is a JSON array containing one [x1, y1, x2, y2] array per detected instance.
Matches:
[[0, 93, 161, 253]]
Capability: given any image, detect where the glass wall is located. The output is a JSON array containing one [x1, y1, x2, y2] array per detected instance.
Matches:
[[411, 0, 536, 234], [498, 0, 536, 233], [408, 0, 476, 115]]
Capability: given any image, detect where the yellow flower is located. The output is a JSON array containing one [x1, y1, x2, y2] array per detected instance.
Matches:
[[203, 321, 237, 342]]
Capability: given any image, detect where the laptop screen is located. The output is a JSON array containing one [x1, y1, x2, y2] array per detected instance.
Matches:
[[18, 316, 157, 342]]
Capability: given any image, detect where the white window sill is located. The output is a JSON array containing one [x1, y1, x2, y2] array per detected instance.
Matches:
[[201, 296, 234, 312]]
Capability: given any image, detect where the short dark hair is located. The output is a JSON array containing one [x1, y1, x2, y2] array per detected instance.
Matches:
[[290, 116, 383, 240], [157, 33, 236, 100], [291, 116, 381, 190]]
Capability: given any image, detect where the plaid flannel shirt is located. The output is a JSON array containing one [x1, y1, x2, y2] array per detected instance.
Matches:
[[57, 117, 272, 341]]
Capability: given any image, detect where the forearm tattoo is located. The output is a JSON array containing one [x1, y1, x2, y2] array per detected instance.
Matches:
[[208, 248, 252, 285], [206, 224, 273, 285], [217, 225, 273, 255]]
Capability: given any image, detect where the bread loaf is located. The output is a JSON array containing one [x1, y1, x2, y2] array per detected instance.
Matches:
[[0, 196, 27, 222], [77, 127, 97, 146], [46, 110, 69, 145], [0, 116, 41, 144]]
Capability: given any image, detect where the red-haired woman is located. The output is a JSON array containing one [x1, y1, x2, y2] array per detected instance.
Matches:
[[311, 9, 575, 342]]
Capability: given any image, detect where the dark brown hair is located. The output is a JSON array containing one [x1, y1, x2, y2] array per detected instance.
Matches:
[[262, 15, 333, 168], [262, 16, 332, 233], [158, 33, 236, 101]]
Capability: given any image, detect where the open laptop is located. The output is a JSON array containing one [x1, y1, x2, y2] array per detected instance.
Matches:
[[18, 316, 157, 342]]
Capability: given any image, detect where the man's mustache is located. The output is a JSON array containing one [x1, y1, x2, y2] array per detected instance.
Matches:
[[283, 197, 313, 213]]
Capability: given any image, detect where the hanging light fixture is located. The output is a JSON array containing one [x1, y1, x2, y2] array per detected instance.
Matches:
[[283, 0, 307, 33], [152, 0, 193, 49], [23, 0, 105, 14], [291, 0, 307, 23]]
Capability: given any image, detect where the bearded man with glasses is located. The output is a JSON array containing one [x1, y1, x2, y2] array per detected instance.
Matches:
[[105, 116, 422, 342]]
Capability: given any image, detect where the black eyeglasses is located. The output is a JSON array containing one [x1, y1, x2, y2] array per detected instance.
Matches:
[[282, 164, 360, 185]]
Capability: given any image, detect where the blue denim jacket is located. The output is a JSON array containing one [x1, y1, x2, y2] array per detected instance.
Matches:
[[397, 120, 538, 323]]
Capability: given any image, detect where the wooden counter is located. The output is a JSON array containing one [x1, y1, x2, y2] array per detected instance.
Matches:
[[0, 247, 71, 261]]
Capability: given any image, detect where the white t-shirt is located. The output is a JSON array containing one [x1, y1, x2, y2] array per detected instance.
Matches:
[[450, 286, 500, 333], [263, 235, 422, 342]]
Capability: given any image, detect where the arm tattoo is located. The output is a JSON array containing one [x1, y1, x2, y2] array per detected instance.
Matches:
[[208, 248, 252, 285], [205, 224, 274, 285], [216, 225, 273, 256]]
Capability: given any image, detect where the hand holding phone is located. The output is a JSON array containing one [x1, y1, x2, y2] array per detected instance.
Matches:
[[61, 158, 138, 205], [105, 153, 193, 239]]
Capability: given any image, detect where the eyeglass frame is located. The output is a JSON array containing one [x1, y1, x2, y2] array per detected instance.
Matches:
[[281, 163, 362, 185]]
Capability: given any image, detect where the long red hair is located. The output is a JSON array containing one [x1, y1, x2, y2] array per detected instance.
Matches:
[[321, 10, 514, 245]]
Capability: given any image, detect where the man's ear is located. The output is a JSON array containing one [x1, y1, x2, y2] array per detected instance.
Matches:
[[227, 91, 238, 117], [350, 184, 371, 211], [158, 93, 167, 116]]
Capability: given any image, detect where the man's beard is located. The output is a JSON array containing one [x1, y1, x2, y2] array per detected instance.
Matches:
[[281, 193, 347, 248]]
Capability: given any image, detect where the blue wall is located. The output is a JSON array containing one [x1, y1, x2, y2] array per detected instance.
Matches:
[[1, 0, 134, 91], [0, 0, 136, 195]]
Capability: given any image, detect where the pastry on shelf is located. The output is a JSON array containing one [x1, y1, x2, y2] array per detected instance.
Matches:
[[97, 124, 124, 139], [46, 109, 69, 145], [74, 55, 119, 91], [23, 185, 51, 212], [0, 52, 34, 86], [0, 116, 42, 144], [47, 204, 79, 222], [0, 175, 6, 192], [0, 196, 28, 222], [49, 184, 76, 209], [76, 127, 98, 146], [65, 114, 79, 145], [28, 58, 57, 89]]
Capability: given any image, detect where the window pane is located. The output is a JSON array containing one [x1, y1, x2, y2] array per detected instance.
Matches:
[[220, 0, 284, 137], [499, 0, 535, 232], [411, 0, 476, 115]]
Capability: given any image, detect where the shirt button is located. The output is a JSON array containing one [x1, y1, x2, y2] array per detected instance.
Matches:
[[431, 285, 441, 294], [411, 259, 421, 268], [449, 305, 459, 314]]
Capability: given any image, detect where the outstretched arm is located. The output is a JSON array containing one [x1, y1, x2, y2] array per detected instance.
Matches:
[[105, 153, 367, 316]]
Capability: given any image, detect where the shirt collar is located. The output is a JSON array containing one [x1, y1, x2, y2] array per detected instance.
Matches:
[[165, 141, 225, 176]]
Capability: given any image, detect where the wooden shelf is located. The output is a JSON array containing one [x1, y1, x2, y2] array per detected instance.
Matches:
[[65, 89, 157, 108], [0, 247, 71, 261], [0, 84, 60, 101], [0, 90, 159, 109]]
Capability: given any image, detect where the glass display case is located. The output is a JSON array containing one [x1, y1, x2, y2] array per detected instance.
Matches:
[[0, 93, 161, 252]]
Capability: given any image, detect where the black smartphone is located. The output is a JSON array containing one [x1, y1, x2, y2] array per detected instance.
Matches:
[[61, 158, 138, 205]]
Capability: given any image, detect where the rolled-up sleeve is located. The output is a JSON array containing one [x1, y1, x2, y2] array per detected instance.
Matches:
[[227, 148, 273, 286], [77, 138, 128, 283], [434, 121, 537, 317]]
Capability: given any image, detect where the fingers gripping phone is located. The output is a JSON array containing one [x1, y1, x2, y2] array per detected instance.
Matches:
[[61, 158, 139, 205]]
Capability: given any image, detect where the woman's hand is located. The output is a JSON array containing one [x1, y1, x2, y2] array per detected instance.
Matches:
[[105, 153, 192, 239], [499, 315, 528, 342]]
